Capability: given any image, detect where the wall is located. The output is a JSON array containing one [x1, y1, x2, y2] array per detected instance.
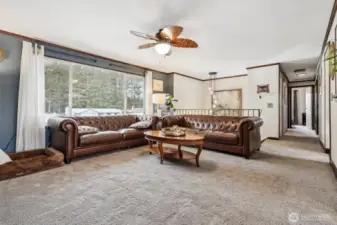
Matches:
[[330, 64, 337, 169], [0, 34, 21, 153], [305, 87, 313, 129], [291, 88, 306, 125], [152, 71, 173, 95], [324, 53, 330, 150], [319, 57, 326, 148], [331, 98, 337, 168], [289, 80, 315, 87], [318, 32, 331, 151], [173, 74, 205, 109], [318, 13, 336, 170], [247, 65, 280, 140], [203, 75, 249, 109]]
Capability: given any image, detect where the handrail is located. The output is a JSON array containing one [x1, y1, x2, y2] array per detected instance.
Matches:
[[215, 109, 262, 117], [174, 109, 212, 116], [174, 109, 262, 117]]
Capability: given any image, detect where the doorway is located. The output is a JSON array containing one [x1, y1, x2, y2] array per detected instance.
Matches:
[[287, 85, 317, 137]]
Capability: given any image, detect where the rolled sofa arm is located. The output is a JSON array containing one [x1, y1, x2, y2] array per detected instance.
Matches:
[[162, 116, 185, 128], [47, 117, 79, 163], [48, 117, 78, 132], [238, 117, 263, 131]]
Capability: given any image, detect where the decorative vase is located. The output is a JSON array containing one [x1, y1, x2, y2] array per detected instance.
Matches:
[[169, 108, 174, 116]]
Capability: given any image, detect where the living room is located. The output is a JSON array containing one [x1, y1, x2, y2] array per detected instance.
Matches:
[[0, 0, 337, 224]]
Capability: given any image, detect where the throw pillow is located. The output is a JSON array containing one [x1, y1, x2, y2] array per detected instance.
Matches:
[[0, 148, 12, 165], [78, 125, 99, 135], [129, 121, 152, 129]]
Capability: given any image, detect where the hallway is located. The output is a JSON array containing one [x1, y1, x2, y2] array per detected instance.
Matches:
[[285, 125, 318, 138], [280, 125, 324, 156]]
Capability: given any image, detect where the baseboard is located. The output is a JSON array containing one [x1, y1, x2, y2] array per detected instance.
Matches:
[[331, 160, 337, 180], [261, 137, 279, 143], [318, 138, 330, 154], [267, 137, 280, 140]]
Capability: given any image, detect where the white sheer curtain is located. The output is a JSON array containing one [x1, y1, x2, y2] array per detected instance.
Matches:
[[16, 41, 45, 152]]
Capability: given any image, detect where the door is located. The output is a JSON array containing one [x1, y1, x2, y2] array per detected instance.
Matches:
[[306, 87, 312, 129]]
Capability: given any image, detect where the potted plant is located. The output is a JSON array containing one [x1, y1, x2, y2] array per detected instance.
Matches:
[[165, 95, 178, 116]]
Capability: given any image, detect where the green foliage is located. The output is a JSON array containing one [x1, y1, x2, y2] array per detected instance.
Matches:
[[45, 59, 144, 114], [325, 41, 337, 77], [165, 95, 178, 111]]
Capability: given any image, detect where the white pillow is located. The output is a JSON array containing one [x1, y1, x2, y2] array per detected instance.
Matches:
[[0, 148, 12, 165]]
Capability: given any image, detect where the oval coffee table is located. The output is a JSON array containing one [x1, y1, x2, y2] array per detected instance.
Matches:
[[144, 130, 204, 167]]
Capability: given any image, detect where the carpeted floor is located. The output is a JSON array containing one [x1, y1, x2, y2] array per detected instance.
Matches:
[[0, 138, 336, 225]]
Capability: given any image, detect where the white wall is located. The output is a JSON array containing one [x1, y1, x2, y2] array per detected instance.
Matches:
[[247, 65, 280, 139], [319, 15, 336, 167], [331, 99, 337, 167], [305, 87, 312, 129], [173, 74, 205, 109], [281, 77, 290, 135], [319, 58, 326, 148], [324, 55, 330, 149], [279, 75, 288, 135], [292, 88, 306, 125]]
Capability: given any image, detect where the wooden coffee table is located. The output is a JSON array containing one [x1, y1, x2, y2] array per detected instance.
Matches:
[[144, 130, 204, 167]]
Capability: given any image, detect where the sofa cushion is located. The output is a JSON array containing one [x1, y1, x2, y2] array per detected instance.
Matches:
[[119, 128, 144, 140], [205, 132, 239, 145], [80, 131, 123, 146], [78, 125, 99, 135], [129, 121, 152, 129]]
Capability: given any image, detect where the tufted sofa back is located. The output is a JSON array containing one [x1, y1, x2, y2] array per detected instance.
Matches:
[[70, 115, 155, 131], [183, 115, 244, 132], [163, 115, 248, 132]]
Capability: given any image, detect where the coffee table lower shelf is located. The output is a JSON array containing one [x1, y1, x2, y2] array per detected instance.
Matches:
[[148, 144, 202, 167]]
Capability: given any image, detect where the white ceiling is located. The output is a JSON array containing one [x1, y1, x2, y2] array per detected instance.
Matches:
[[281, 57, 318, 82], [0, 0, 334, 79]]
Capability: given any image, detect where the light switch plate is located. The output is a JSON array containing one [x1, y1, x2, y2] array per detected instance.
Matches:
[[267, 103, 273, 108]]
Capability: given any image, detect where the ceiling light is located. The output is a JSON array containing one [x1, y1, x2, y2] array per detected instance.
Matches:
[[294, 69, 306, 77], [154, 43, 171, 55]]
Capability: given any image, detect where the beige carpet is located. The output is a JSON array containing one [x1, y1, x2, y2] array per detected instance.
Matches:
[[0, 139, 336, 225], [285, 125, 318, 138]]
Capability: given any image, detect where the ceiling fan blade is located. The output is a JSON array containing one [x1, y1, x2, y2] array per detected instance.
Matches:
[[138, 43, 157, 49], [172, 38, 198, 48], [130, 30, 158, 41], [159, 26, 183, 40]]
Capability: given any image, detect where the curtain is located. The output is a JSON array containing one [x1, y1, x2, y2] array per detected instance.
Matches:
[[16, 41, 45, 152]]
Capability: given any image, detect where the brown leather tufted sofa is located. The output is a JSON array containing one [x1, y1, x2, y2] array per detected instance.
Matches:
[[48, 115, 159, 163], [162, 115, 263, 159]]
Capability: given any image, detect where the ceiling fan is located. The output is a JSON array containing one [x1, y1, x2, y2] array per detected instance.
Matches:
[[130, 26, 198, 56]]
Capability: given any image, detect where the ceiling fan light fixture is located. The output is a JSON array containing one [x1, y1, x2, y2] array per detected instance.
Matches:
[[294, 69, 306, 77], [154, 43, 171, 55]]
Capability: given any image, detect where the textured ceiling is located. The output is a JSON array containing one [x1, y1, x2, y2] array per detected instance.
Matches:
[[0, 0, 334, 79]]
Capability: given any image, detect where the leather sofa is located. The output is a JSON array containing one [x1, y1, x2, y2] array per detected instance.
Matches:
[[162, 115, 263, 159], [48, 115, 158, 163]]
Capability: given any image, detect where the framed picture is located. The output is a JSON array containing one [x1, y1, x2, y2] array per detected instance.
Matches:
[[214, 88, 242, 116], [153, 79, 164, 92]]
